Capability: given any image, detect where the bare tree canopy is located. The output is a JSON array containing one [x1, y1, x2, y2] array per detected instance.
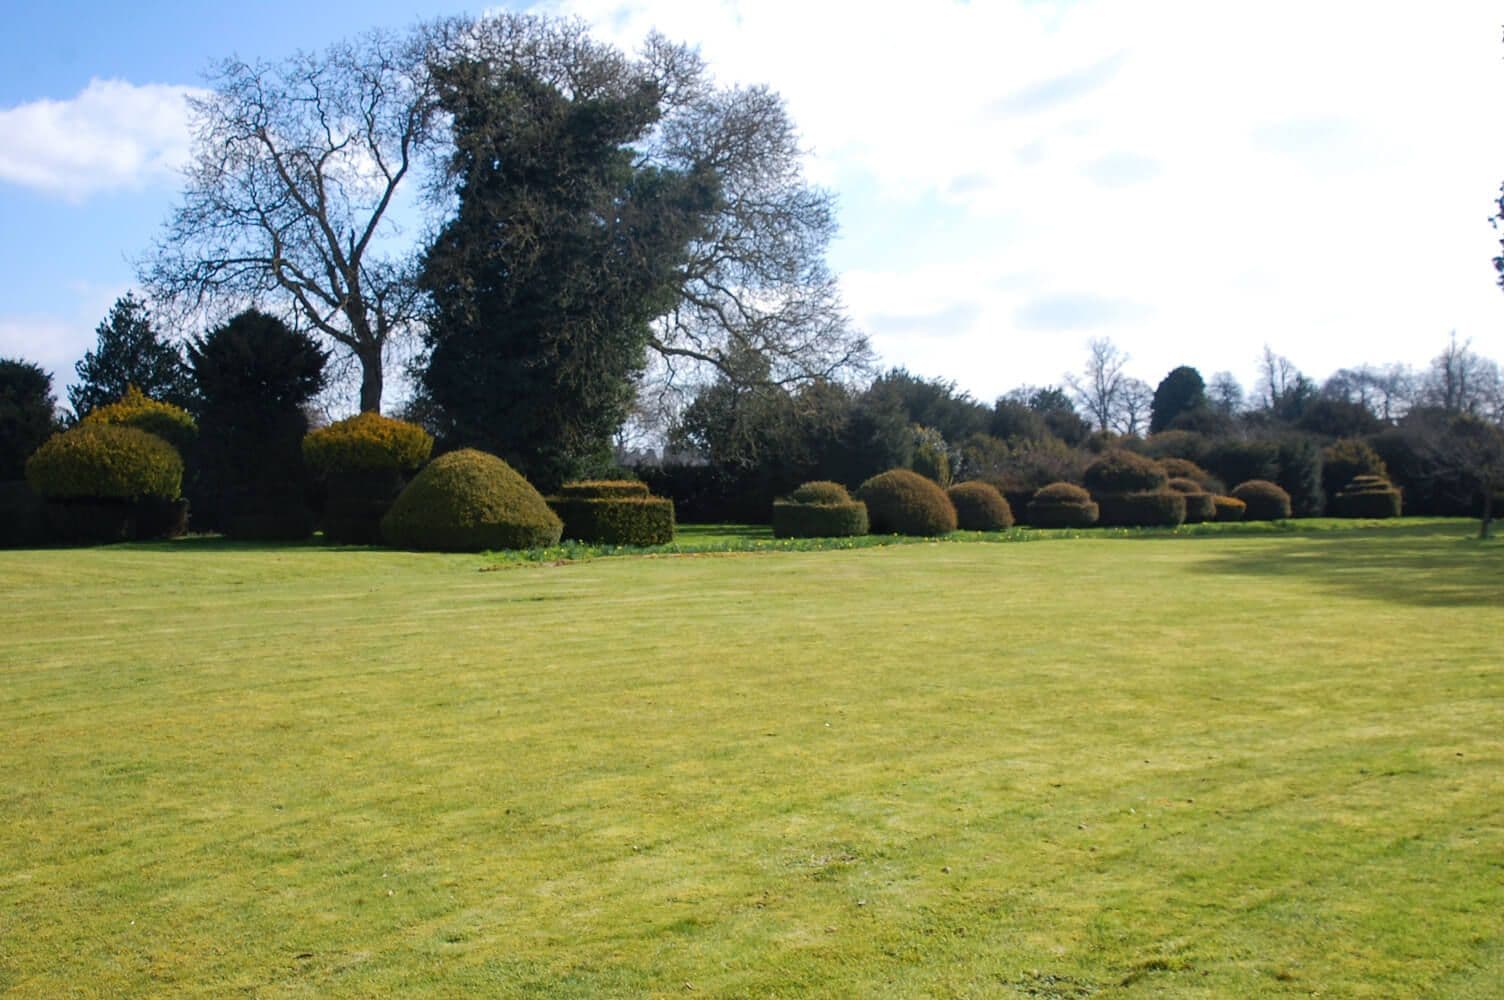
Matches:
[[141, 25, 444, 413], [1066, 337, 1129, 432]]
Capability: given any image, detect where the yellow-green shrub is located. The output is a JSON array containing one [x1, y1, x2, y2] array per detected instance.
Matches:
[[556, 480, 651, 499], [26, 424, 182, 500], [549, 495, 675, 545], [381, 449, 561, 551], [302, 412, 433, 475], [771, 499, 869, 538], [81, 385, 197, 455]]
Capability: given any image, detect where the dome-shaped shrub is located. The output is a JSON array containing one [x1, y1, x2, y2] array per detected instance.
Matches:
[[1231, 479, 1292, 521], [550, 480, 675, 545], [1026, 481, 1099, 528], [1165, 479, 1215, 523], [302, 412, 434, 476], [1333, 475, 1402, 518], [1160, 458, 1208, 482], [771, 499, 869, 538], [1097, 491, 1187, 528], [790, 480, 851, 504], [1084, 450, 1168, 496], [947, 481, 1014, 531], [26, 424, 182, 501], [81, 385, 197, 455], [1213, 495, 1246, 521], [381, 449, 562, 552], [856, 468, 957, 536]]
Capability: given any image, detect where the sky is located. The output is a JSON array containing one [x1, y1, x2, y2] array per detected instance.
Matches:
[[2, 0, 1503, 413]]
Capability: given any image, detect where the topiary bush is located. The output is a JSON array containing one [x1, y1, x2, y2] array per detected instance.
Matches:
[[771, 499, 869, 538], [549, 495, 676, 545], [25, 424, 185, 542], [1096, 491, 1187, 528], [1026, 481, 1099, 528], [857, 468, 957, 536], [790, 480, 851, 504], [1084, 450, 1168, 496], [1159, 457, 1225, 494], [1332, 475, 1402, 518], [1166, 478, 1215, 523], [81, 385, 197, 455], [303, 413, 434, 544], [1231, 479, 1292, 521], [555, 480, 650, 499], [1321, 438, 1389, 504], [381, 449, 562, 551], [1213, 495, 1246, 521], [947, 481, 1014, 531]]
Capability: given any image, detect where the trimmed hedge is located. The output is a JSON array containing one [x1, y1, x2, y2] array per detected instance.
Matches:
[[382, 449, 562, 552], [1026, 481, 1099, 528], [549, 495, 676, 545], [303, 412, 433, 476], [1165, 477, 1215, 523], [1321, 439, 1389, 503], [1084, 450, 1168, 496], [1333, 475, 1402, 518], [771, 499, 870, 538], [80, 385, 197, 455], [0, 480, 46, 547], [857, 468, 957, 536], [26, 424, 182, 501], [556, 479, 651, 500], [790, 480, 851, 504], [947, 481, 1014, 531], [1231, 479, 1292, 521], [1096, 490, 1187, 528], [1213, 495, 1246, 521]]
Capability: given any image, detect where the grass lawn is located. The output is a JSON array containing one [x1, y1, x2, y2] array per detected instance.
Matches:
[[1, 522, 1501, 997]]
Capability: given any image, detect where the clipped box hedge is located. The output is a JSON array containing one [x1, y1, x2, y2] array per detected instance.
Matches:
[[1096, 490, 1187, 528], [1026, 482, 1099, 528], [548, 494, 676, 546], [1333, 475, 1402, 518], [947, 481, 1014, 531], [556, 480, 651, 499], [1213, 495, 1247, 521], [771, 499, 869, 538], [1232, 479, 1292, 521], [382, 449, 562, 552]]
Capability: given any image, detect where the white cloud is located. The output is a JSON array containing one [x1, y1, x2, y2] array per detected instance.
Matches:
[[0, 79, 202, 200]]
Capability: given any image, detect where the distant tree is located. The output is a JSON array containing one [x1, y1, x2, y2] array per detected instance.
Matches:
[[860, 369, 989, 445], [1113, 377, 1153, 437], [1322, 363, 1414, 423], [1149, 365, 1207, 434], [1296, 397, 1384, 438], [1410, 412, 1504, 538], [1420, 332, 1502, 419], [69, 294, 194, 416], [989, 395, 1046, 443], [0, 359, 57, 479], [1066, 337, 1129, 432], [1208, 371, 1245, 416]]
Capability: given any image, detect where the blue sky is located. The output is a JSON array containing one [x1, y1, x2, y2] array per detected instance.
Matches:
[[3, 0, 1503, 412]]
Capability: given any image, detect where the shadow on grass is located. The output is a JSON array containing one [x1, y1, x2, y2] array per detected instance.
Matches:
[[1190, 522, 1502, 608]]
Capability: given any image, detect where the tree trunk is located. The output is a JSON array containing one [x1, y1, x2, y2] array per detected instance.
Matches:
[[1481, 488, 1494, 540], [358, 347, 384, 414]]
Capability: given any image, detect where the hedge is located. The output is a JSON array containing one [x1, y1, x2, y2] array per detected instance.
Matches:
[[857, 468, 957, 536], [1026, 482, 1099, 528], [790, 480, 852, 504], [1332, 475, 1402, 518], [947, 481, 1014, 531], [556, 479, 651, 500], [771, 500, 870, 538], [1231, 479, 1292, 521], [382, 449, 562, 552], [1213, 495, 1246, 521], [549, 495, 676, 546], [1096, 490, 1187, 528], [1084, 450, 1168, 496]]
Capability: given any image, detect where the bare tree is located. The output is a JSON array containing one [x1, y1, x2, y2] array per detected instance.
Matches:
[[1208, 370, 1244, 415], [1255, 345, 1301, 410], [1113, 377, 1153, 437], [141, 26, 444, 413], [1420, 332, 1503, 420], [1322, 363, 1415, 423], [1065, 337, 1129, 432]]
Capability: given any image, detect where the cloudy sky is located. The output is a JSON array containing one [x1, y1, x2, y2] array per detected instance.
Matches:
[[2, 0, 1503, 411]]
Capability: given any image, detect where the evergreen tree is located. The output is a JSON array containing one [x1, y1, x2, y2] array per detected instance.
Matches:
[[70, 294, 194, 415], [0, 359, 57, 480]]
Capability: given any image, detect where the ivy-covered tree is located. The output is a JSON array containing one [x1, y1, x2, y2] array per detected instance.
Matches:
[[70, 294, 193, 416]]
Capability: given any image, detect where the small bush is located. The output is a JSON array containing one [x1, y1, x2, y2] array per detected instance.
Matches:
[[947, 481, 1014, 531], [382, 449, 561, 551], [1231, 479, 1292, 521], [1096, 490, 1187, 528], [857, 468, 957, 536], [26, 424, 182, 501], [790, 480, 851, 504], [302, 412, 433, 476], [549, 495, 675, 545], [771, 500, 869, 538], [81, 385, 197, 455], [1213, 496, 1246, 521], [1026, 481, 1099, 528], [1084, 450, 1168, 496], [1333, 475, 1402, 518], [556, 479, 651, 499], [1321, 438, 1389, 502]]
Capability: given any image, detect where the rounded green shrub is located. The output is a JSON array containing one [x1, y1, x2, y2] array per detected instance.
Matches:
[[771, 499, 869, 538], [790, 480, 851, 504], [26, 424, 182, 501], [81, 385, 197, 455], [1026, 481, 1099, 528], [1084, 450, 1168, 497], [302, 412, 433, 476], [381, 449, 562, 552], [857, 468, 957, 536], [1333, 475, 1402, 518], [549, 495, 676, 545], [555, 479, 651, 499], [1097, 490, 1187, 528], [1231, 479, 1292, 521], [947, 481, 1014, 531], [1213, 495, 1246, 521]]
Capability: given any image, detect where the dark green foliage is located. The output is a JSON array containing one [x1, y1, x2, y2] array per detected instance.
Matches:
[[557, 480, 651, 499], [317, 469, 406, 545], [1296, 397, 1385, 438], [866, 369, 989, 445], [0, 359, 57, 481], [1205, 438, 1279, 489], [0, 479, 46, 547], [1142, 429, 1210, 466], [26, 424, 182, 501], [1165, 478, 1215, 524], [1083, 450, 1168, 496], [912, 433, 952, 487], [856, 468, 957, 536], [1158, 458, 1223, 493], [41, 500, 134, 544], [790, 480, 851, 504], [1275, 436, 1324, 516], [770, 499, 869, 538], [947, 481, 1013, 530], [80, 385, 197, 455], [1332, 475, 1402, 518], [382, 449, 562, 551], [70, 293, 194, 415], [1232, 479, 1292, 520], [132, 496, 191, 539], [1213, 495, 1246, 521], [1150, 366, 1206, 434], [419, 58, 716, 489], [1026, 482, 1099, 528], [189, 310, 327, 537], [1096, 491, 1187, 527], [549, 495, 675, 546], [1321, 438, 1389, 503]]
